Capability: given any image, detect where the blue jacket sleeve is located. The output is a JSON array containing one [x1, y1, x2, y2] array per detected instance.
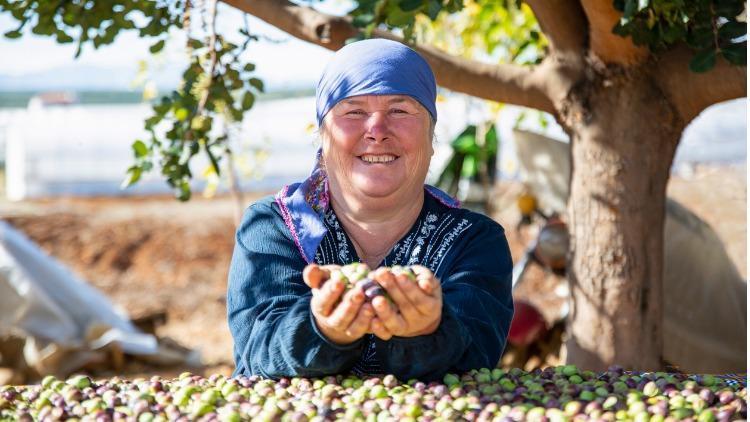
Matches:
[[376, 216, 514, 381], [227, 198, 365, 379]]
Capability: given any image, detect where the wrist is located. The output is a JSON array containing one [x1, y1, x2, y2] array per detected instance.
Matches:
[[317, 319, 357, 346], [310, 311, 363, 349], [413, 314, 441, 336]]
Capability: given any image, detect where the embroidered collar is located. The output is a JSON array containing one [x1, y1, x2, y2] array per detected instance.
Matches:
[[275, 151, 460, 263]]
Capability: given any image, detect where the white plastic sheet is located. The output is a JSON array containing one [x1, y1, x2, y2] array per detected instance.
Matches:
[[0, 220, 201, 375]]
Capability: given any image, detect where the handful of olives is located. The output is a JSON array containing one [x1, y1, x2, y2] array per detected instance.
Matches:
[[304, 263, 418, 302]]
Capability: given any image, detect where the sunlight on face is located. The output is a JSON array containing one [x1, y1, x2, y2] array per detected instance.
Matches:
[[321, 94, 434, 206]]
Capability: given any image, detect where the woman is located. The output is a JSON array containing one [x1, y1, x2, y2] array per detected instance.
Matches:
[[227, 39, 514, 381]]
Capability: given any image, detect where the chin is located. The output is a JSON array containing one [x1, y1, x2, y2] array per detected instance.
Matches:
[[354, 184, 400, 199]]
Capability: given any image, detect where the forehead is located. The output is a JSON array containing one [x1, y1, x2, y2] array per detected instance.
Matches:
[[336, 94, 420, 107]]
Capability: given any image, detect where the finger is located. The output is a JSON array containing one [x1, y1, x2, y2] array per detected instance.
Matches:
[[371, 295, 407, 335], [395, 273, 439, 316], [303, 264, 329, 289], [345, 302, 374, 338], [378, 274, 421, 322], [370, 317, 393, 341], [412, 265, 440, 295], [372, 267, 395, 285], [311, 278, 345, 317], [327, 286, 365, 329]]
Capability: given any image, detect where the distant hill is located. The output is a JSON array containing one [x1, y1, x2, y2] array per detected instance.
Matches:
[[0, 62, 316, 107], [0, 88, 316, 108], [0, 64, 180, 91]]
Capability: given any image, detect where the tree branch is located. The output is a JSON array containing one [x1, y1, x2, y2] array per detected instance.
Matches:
[[220, 0, 555, 113], [578, 0, 648, 65], [524, 0, 588, 56], [655, 45, 747, 123]]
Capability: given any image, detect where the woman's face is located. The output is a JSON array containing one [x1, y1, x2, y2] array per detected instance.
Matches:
[[321, 94, 434, 204]]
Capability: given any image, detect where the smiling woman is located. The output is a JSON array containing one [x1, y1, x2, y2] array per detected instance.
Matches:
[[227, 39, 514, 381]]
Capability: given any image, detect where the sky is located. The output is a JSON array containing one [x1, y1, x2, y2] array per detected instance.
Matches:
[[0, 1, 353, 91]]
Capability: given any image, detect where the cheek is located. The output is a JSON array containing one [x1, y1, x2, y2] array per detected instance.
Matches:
[[400, 122, 433, 161], [322, 137, 354, 177]]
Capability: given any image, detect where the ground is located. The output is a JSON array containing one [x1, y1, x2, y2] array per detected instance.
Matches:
[[0, 164, 745, 381]]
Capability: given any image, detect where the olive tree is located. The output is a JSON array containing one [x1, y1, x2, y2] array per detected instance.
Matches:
[[2, 0, 745, 370]]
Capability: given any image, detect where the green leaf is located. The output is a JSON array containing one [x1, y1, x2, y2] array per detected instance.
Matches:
[[461, 155, 478, 179], [718, 21, 746, 40], [721, 42, 746, 65], [623, 0, 637, 18], [153, 101, 171, 116], [385, 7, 415, 27], [4, 30, 22, 39], [56, 30, 74, 43], [205, 146, 222, 177], [612, 21, 629, 37], [132, 140, 148, 158], [149, 39, 165, 53], [121, 166, 142, 189], [687, 28, 715, 49], [714, 2, 745, 18], [352, 13, 374, 28], [485, 124, 499, 153], [243, 63, 256, 72], [145, 115, 163, 130], [426, 0, 441, 20], [248, 77, 265, 93], [662, 24, 685, 43], [630, 22, 654, 45], [689, 49, 717, 73], [399, 0, 423, 12], [241, 91, 255, 111], [176, 180, 191, 201]]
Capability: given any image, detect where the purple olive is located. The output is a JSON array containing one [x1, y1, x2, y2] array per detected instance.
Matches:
[[364, 285, 385, 300]]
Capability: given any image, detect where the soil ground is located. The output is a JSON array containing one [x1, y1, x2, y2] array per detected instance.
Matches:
[[0, 164, 745, 381]]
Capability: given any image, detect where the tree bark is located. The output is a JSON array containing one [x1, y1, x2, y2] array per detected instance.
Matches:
[[560, 68, 684, 370], [579, 0, 649, 65], [655, 45, 747, 123], [524, 0, 588, 56]]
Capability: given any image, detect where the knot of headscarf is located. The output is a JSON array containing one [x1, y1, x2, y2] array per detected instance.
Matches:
[[275, 39, 455, 264]]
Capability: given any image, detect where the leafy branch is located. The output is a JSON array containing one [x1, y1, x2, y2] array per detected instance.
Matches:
[[612, 0, 746, 72]]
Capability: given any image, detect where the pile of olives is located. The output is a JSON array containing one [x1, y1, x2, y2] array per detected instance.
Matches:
[[0, 365, 745, 421]]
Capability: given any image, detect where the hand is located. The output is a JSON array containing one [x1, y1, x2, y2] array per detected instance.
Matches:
[[303, 264, 374, 345], [368, 265, 442, 340]]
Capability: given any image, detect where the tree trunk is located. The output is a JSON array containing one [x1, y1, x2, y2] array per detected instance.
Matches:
[[561, 68, 684, 370]]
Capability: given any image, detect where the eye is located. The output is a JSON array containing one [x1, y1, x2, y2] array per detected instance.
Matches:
[[346, 109, 366, 116], [390, 108, 408, 114]]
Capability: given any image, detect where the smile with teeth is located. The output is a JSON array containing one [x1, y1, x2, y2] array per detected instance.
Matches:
[[359, 154, 398, 164]]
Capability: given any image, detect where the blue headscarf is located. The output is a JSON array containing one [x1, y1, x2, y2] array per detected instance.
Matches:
[[276, 39, 455, 264], [315, 38, 438, 126]]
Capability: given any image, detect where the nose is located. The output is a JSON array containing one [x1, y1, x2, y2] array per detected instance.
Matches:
[[364, 111, 390, 143]]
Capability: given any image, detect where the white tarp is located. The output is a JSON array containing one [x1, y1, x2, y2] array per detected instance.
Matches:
[[0, 220, 200, 376]]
